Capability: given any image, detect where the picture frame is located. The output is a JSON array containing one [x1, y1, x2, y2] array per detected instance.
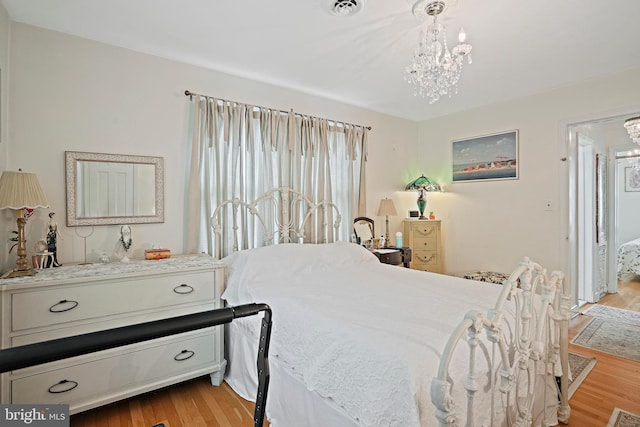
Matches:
[[625, 167, 640, 192], [452, 130, 519, 182]]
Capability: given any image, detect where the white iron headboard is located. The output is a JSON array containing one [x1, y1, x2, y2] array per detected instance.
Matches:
[[210, 187, 342, 258]]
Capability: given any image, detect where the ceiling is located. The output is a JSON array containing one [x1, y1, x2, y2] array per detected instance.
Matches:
[[3, 0, 640, 122]]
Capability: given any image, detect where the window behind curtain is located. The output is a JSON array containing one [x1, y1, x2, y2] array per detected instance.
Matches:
[[186, 97, 367, 257]]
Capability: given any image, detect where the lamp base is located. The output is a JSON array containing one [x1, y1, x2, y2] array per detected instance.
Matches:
[[417, 190, 426, 220], [2, 267, 36, 279], [2, 214, 37, 280]]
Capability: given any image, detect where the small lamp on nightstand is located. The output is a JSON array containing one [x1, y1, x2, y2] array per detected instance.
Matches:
[[405, 174, 441, 219], [377, 198, 397, 247], [0, 170, 50, 278]]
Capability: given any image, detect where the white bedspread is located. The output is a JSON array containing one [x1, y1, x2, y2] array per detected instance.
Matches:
[[617, 237, 640, 279], [222, 242, 512, 426]]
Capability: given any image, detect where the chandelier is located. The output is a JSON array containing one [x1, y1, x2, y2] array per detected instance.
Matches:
[[624, 116, 640, 145], [405, 0, 472, 104]]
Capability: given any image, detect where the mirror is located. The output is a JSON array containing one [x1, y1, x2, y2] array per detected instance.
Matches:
[[65, 151, 164, 226]]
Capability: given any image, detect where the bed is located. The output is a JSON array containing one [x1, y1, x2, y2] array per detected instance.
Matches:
[[211, 188, 571, 426], [617, 237, 640, 279]]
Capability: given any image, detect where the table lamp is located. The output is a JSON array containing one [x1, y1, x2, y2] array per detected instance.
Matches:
[[0, 170, 50, 278], [377, 198, 397, 246], [405, 175, 441, 219]]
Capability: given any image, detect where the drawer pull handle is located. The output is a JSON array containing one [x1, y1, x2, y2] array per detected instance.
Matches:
[[418, 254, 436, 263], [48, 379, 78, 394], [174, 350, 195, 361], [173, 284, 194, 294], [417, 228, 435, 237], [49, 300, 79, 313]]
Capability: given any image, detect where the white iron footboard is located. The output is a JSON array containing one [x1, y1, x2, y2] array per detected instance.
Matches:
[[211, 187, 342, 258], [431, 257, 571, 426]]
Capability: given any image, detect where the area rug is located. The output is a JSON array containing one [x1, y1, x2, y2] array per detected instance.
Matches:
[[583, 304, 640, 326], [607, 407, 640, 427], [572, 317, 640, 362], [567, 352, 596, 398]]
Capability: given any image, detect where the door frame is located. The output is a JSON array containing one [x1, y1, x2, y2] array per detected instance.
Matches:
[[576, 134, 596, 302], [561, 106, 640, 306]]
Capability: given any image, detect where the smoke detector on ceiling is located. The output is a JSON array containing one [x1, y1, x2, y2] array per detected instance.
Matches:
[[330, 0, 363, 16]]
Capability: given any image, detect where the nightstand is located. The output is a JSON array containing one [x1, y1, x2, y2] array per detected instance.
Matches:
[[373, 247, 412, 268], [403, 219, 442, 273]]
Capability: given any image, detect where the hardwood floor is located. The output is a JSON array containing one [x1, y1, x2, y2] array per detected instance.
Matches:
[[71, 379, 262, 427], [71, 280, 640, 427], [563, 279, 640, 426]]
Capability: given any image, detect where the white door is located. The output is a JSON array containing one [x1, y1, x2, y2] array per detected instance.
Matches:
[[577, 133, 597, 303]]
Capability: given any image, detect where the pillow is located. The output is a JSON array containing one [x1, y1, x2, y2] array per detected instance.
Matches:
[[222, 242, 377, 304]]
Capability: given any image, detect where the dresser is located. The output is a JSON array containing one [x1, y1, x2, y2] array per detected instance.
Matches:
[[0, 255, 226, 414], [403, 219, 443, 273]]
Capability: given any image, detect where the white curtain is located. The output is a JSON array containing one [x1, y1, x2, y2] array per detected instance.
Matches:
[[186, 95, 367, 257]]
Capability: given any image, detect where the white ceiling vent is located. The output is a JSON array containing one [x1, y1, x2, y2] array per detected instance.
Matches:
[[330, 0, 363, 16]]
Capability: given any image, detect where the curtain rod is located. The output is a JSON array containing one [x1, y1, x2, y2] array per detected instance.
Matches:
[[184, 90, 372, 131]]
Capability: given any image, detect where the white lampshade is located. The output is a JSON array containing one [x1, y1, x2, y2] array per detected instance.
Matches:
[[377, 198, 398, 217], [0, 170, 50, 210]]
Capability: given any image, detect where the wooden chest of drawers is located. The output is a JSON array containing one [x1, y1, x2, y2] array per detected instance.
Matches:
[[403, 219, 442, 273], [0, 255, 226, 414]]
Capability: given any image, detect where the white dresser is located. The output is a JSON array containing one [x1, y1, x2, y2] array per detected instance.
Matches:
[[0, 255, 226, 414]]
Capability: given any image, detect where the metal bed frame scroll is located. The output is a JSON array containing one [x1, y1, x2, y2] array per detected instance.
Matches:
[[431, 257, 571, 426], [0, 303, 273, 427]]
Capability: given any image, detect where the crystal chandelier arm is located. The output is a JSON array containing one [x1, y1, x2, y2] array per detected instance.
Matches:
[[624, 116, 640, 144]]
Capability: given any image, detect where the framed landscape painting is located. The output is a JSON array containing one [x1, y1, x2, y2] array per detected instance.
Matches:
[[452, 130, 519, 182]]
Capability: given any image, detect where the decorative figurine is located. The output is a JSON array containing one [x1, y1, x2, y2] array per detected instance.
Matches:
[[45, 212, 63, 267], [119, 225, 132, 263]]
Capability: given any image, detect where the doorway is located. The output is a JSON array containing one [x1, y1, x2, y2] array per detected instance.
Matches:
[[566, 113, 640, 307]]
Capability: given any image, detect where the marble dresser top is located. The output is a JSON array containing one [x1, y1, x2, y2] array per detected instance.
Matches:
[[0, 255, 223, 289]]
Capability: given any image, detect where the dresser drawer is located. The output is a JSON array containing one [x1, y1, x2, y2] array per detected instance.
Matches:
[[11, 271, 216, 332], [410, 223, 439, 238], [412, 237, 438, 251], [374, 250, 403, 265], [10, 329, 219, 406], [412, 250, 439, 268]]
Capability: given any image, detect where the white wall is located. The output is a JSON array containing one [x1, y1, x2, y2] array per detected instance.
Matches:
[[0, 5, 7, 151], [0, 4, 10, 268], [412, 68, 640, 275], [3, 23, 417, 272], [617, 156, 640, 245]]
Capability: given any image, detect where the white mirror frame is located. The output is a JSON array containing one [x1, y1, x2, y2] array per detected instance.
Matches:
[[65, 151, 165, 226]]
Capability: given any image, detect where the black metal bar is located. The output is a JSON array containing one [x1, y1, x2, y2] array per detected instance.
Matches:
[[0, 303, 272, 427], [254, 308, 272, 427], [230, 303, 272, 427]]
